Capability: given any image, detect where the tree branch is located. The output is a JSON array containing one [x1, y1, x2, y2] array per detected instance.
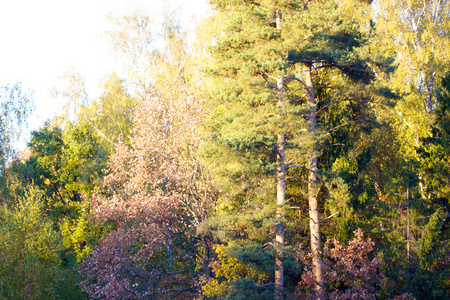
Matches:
[[314, 85, 333, 91], [273, 145, 282, 159], [319, 212, 339, 224], [263, 75, 279, 90], [336, 65, 374, 74], [313, 62, 375, 74], [82, 112, 113, 144], [316, 99, 370, 115], [319, 143, 345, 149], [262, 241, 275, 248], [256, 282, 282, 288], [283, 77, 311, 96], [313, 64, 335, 70], [287, 174, 308, 183]]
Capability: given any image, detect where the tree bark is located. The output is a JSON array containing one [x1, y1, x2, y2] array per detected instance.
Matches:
[[275, 75, 285, 299], [304, 62, 325, 299]]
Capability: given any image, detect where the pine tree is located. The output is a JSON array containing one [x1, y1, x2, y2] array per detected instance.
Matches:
[[202, 0, 390, 297]]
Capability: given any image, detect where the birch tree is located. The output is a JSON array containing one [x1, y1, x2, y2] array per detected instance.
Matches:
[[374, 0, 450, 151], [0, 83, 33, 173]]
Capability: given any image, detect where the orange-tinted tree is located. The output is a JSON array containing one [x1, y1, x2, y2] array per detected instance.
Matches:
[[296, 229, 417, 300], [297, 229, 383, 299], [79, 88, 215, 299]]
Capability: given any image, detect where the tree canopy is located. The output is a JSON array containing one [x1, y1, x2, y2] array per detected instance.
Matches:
[[0, 1, 449, 300]]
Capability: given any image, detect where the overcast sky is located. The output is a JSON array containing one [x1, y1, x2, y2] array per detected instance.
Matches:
[[0, 0, 210, 149]]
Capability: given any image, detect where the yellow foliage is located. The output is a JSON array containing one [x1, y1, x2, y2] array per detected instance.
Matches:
[[201, 244, 267, 297]]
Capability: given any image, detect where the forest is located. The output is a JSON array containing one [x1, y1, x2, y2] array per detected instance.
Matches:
[[0, 0, 449, 299]]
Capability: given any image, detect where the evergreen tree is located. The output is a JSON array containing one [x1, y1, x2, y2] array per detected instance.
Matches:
[[202, 0, 391, 297]]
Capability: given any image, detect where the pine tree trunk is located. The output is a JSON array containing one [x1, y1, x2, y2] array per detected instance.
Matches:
[[305, 63, 325, 299], [275, 76, 285, 299]]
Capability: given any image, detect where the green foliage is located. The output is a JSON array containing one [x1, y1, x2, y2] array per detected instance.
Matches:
[[201, 243, 303, 299], [417, 210, 446, 270], [202, 0, 394, 297], [59, 202, 112, 262], [6, 120, 107, 212], [0, 189, 86, 299], [83, 72, 136, 146], [0, 2, 449, 300], [418, 72, 450, 214], [201, 244, 271, 298], [1, 118, 111, 266]]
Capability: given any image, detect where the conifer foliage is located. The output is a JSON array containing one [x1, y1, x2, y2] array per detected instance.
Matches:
[[202, 0, 390, 298], [1, 1, 450, 300]]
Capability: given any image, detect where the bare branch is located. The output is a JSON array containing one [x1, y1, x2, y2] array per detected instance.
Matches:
[[262, 241, 275, 248], [283, 77, 311, 96], [319, 212, 339, 224], [314, 85, 333, 91], [273, 145, 283, 158], [263, 75, 279, 90], [319, 143, 345, 149]]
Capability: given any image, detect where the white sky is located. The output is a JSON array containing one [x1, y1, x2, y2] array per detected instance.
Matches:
[[0, 0, 210, 149]]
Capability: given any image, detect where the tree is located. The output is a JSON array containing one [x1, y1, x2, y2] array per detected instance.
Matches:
[[296, 229, 384, 299], [372, 0, 450, 194], [370, 2, 450, 297], [0, 83, 33, 175], [0, 188, 83, 299], [53, 70, 136, 147], [202, 0, 390, 297], [107, 6, 202, 98], [89, 72, 136, 146], [106, 9, 158, 93], [80, 88, 214, 299], [1, 119, 110, 267], [408, 72, 450, 299], [375, 0, 450, 114], [17, 120, 107, 208], [296, 229, 417, 300], [418, 71, 450, 214]]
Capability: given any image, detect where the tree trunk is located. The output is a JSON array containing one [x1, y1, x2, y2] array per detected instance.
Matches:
[[275, 75, 285, 299], [305, 62, 325, 299], [423, 67, 435, 112], [203, 236, 213, 279]]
